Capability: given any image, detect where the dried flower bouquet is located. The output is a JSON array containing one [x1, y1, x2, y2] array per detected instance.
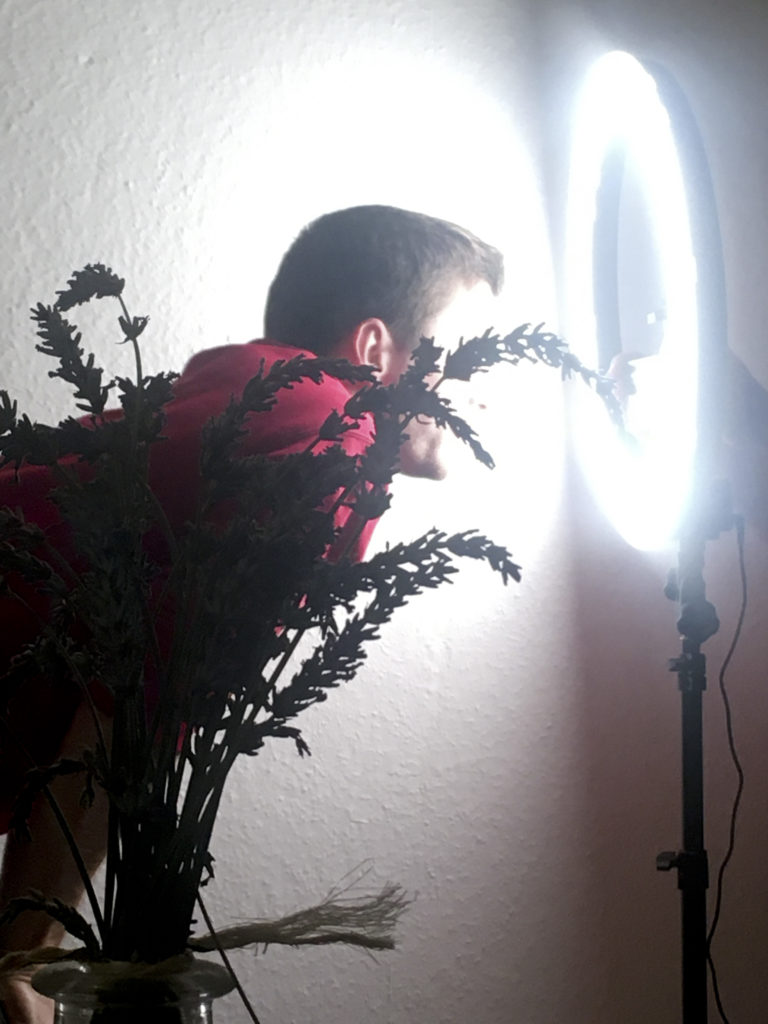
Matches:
[[0, 266, 616, 980]]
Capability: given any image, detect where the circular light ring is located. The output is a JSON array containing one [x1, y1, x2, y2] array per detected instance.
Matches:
[[566, 51, 701, 550]]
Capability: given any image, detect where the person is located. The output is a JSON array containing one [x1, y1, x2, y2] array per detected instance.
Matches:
[[0, 204, 503, 1023]]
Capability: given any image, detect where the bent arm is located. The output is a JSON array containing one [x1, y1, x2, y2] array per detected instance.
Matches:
[[0, 701, 111, 1024]]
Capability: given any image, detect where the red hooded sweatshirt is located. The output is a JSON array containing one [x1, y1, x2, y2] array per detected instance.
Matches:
[[0, 341, 377, 833]]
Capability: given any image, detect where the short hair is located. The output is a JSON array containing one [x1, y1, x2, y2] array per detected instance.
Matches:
[[264, 205, 504, 355]]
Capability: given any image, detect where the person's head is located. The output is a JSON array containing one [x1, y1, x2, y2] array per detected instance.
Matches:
[[264, 205, 503, 356], [264, 204, 504, 478]]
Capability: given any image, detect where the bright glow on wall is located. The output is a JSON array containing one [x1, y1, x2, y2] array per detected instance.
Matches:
[[566, 51, 699, 551], [204, 45, 564, 564]]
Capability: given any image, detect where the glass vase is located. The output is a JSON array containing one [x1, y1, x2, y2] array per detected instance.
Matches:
[[32, 956, 234, 1024]]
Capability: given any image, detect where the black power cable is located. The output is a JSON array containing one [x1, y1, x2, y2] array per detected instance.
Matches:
[[707, 516, 748, 1024]]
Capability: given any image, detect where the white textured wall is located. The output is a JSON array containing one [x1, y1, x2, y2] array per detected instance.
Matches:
[[2, 2, 570, 1023], [3, 0, 768, 1022]]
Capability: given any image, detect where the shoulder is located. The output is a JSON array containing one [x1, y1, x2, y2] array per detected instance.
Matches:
[[174, 339, 353, 408], [173, 340, 309, 398], [170, 340, 372, 456]]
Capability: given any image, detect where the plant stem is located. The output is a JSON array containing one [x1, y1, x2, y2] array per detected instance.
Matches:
[[48, 786, 107, 948], [196, 893, 262, 1024]]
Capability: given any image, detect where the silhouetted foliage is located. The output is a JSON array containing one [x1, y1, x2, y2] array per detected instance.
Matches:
[[0, 268, 618, 966]]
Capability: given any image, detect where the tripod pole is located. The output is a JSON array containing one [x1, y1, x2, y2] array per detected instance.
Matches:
[[657, 526, 720, 1024]]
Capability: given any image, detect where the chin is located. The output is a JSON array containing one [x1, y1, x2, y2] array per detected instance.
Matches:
[[397, 456, 448, 481], [396, 433, 450, 480]]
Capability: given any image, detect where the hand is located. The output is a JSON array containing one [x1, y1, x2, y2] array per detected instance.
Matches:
[[605, 352, 638, 410], [0, 970, 53, 1024]]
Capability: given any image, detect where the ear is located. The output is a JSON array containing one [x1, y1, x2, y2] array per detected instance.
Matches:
[[348, 318, 408, 384]]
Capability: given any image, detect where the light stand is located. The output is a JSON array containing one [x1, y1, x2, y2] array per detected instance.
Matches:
[[657, 484, 732, 1024], [649, 57, 728, 1024], [567, 51, 728, 1023]]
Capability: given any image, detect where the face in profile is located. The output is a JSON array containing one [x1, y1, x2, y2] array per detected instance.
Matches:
[[393, 279, 499, 480]]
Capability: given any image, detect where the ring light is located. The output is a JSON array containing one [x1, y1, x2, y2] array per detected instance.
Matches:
[[566, 51, 723, 550]]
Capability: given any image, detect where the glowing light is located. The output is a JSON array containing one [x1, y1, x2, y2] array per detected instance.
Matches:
[[566, 51, 699, 550]]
